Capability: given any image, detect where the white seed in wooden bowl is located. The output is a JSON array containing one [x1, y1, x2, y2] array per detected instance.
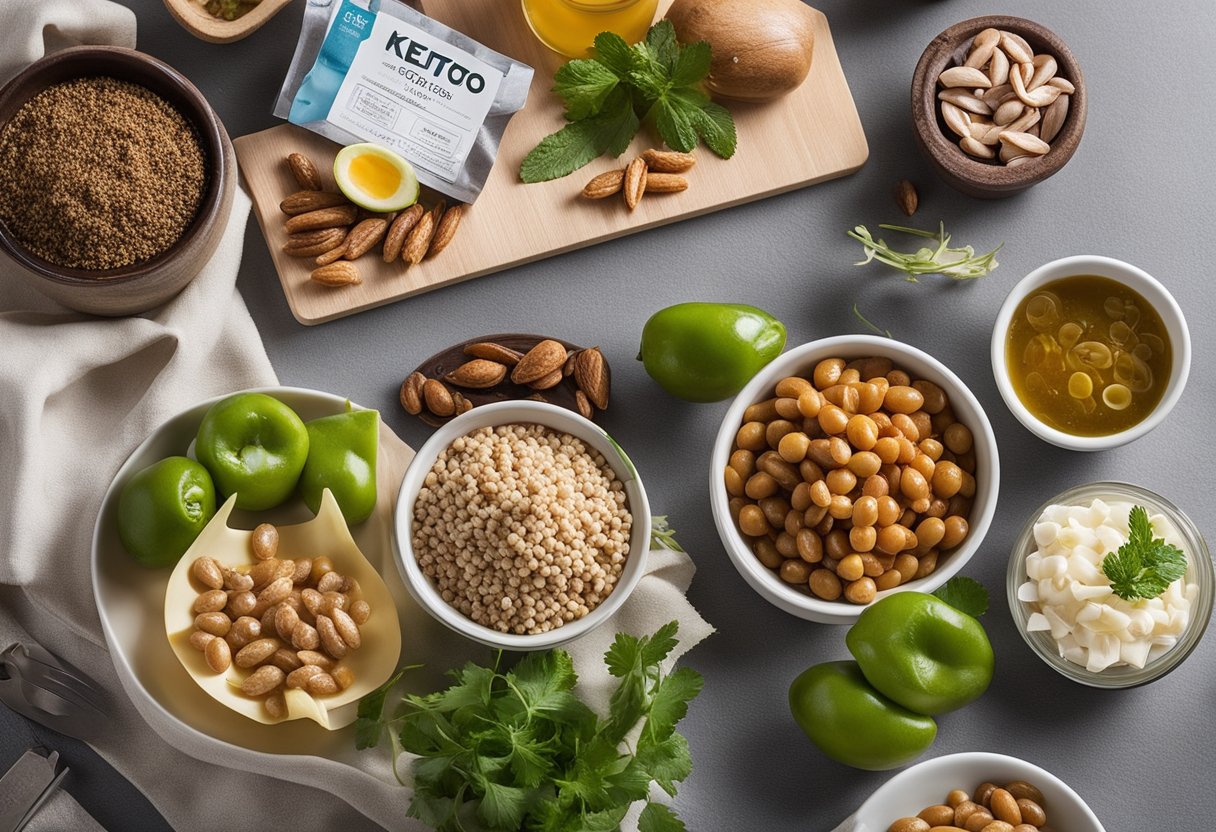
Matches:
[[938, 28, 1072, 167]]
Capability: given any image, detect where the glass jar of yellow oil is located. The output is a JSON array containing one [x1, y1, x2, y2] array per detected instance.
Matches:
[[521, 0, 660, 58]]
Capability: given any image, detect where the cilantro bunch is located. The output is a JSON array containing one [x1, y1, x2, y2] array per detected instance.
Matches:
[[357, 622, 702, 832], [1102, 505, 1188, 601], [520, 22, 737, 183]]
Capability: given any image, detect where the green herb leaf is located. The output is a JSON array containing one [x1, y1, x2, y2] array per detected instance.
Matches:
[[520, 118, 619, 183], [1102, 505, 1188, 601], [637, 732, 692, 796], [639, 801, 688, 832], [688, 100, 737, 158], [553, 59, 621, 121], [645, 667, 703, 741], [650, 515, 685, 553], [475, 776, 529, 829], [592, 31, 634, 78], [847, 222, 1001, 281], [640, 620, 680, 667], [354, 665, 411, 749], [523, 22, 737, 181], [932, 575, 989, 618]]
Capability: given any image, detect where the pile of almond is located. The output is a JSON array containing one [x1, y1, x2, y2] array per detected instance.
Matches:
[[401, 339, 610, 423], [937, 28, 1074, 166], [278, 151, 463, 288], [581, 149, 695, 210]]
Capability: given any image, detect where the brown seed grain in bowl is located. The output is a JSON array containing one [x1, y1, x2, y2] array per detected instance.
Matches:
[[412, 424, 631, 635], [725, 356, 977, 605]]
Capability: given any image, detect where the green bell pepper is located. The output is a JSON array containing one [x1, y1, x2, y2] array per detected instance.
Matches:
[[195, 393, 310, 512], [846, 591, 994, 716], [299, 407, 379, 525], [117, 456, 216, 568], [638, 302, 786, 402], [788, 661, 937, 771]]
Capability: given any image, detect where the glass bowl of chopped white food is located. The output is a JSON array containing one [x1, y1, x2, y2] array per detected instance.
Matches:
[[1007, 481, 1213, 688]]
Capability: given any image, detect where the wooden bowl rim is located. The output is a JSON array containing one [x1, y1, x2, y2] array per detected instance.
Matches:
[[161, 0, 295, 45], [0, 46, 229, 287], [912, 15, 1087, 191]]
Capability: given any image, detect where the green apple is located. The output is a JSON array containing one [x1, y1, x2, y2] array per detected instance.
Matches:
[[195, 393, 309, 511], [117, 456, 216, 568]]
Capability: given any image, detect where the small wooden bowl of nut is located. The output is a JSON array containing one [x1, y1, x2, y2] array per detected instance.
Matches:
[[164, 489, 402, 729], [911, 16, 1087, 199]]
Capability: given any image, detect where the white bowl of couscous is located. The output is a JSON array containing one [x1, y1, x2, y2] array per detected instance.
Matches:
[[392, 400, 651, 651]]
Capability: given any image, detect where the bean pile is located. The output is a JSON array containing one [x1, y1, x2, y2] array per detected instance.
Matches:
[[889, 779, 1051, 832], [413, 424, 631, 635], [186, 523, 372, 718], [0, 77, 205, 270], [725, 356, 978, 605]]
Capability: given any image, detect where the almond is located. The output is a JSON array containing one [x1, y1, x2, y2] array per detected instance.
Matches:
[[428, 204, 463, 258], [644, 173, 688, 194], [343, 218, 388, 260], [279, 190, 348, 215], [402, 211, 435, 266], [453, 391, 473, 415], [511, 339, 567, 384], [400, 372, 426, 415], [383, 205, 424, 262], [310, 262, 361, 286], [563, 349, 579, 377], [315, 241, 349, 266], [642, 148, 696, 173], [283, 227, 346, 257], [623, 157, 647, 210], [573, 347, 609, 410], [287, 153, 323, 191], [894, 179, 919, 217], [529, 369, 564, 390], [465, 342, 523, 366], [445, 359, 507, 389], [575, 389, 594, 419], [582, 170, 624, 199], [422, 379, 454, 417], [285, 204, 359, 234]]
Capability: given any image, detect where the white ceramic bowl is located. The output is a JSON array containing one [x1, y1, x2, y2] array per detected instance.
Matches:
[[710, 335, 1000, 625], [393, 400, 651, 651], [990, 255, 1191, 451], [849, 752, 1106, 831]]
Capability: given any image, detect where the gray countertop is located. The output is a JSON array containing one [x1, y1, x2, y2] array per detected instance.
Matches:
[[29, 0, 1216, 828]]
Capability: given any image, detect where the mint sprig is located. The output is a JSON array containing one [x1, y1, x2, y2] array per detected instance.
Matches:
[[1102, 505, 1187, 601], [521, 22, 737, 183]]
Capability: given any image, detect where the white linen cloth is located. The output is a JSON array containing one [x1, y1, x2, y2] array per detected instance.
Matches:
[[0, 2, 714, 830]]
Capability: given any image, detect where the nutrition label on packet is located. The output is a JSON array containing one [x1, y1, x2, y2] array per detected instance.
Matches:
[[328, 7, 505, 183]]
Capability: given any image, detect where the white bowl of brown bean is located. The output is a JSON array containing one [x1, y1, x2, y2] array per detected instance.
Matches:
[[848, 751, 1105, 831], [393, 400, 651, 651], [990, 255, 1191, 452], [711, 335, 999, 624]]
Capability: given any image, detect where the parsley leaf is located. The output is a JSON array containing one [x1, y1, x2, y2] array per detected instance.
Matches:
[[521, 21, 737, 181], [363, 624, 702, 831], [354, 665, 413, 749], [650, 515, 685, 552], [932, 575, 989, 618], [639, 802, 687, 832], [1102, 505, 1188, 601]]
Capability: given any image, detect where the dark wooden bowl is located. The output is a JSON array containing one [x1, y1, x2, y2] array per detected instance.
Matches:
[[912, 16, 1087, 199], [0, 46, 235, 315]]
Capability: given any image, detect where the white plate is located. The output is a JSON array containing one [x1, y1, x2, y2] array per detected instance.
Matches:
[[91, 387, 485, 768]]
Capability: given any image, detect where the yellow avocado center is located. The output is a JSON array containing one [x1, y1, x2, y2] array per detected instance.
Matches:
[[348, 153, 400, 200]]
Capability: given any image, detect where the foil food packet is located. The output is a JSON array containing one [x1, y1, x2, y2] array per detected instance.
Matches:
[[275, 0, 533, 203]]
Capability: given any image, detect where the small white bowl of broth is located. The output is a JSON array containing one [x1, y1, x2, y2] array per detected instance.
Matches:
[[991, 255, 1191, 451]]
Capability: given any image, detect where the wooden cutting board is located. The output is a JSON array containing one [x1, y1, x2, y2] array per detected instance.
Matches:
[[233, 0, 868, 325]]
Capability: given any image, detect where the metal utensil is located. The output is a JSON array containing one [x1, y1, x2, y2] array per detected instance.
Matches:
[[0, 644, 107, 740], [0, 748, 67, 832]]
